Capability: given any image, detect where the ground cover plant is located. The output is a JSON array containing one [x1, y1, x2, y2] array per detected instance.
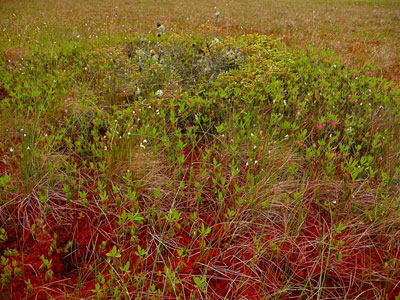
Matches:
[[1, 0, 399, 81], [1, 1, 400, 300]]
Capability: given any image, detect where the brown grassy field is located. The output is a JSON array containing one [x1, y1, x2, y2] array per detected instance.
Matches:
[[1, 0, 400, 81]]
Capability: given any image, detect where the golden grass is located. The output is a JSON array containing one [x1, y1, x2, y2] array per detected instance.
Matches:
[[0, 0, 399, 81]]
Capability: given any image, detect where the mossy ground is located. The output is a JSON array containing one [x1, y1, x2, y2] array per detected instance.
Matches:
[[1, 1, 400, 299]]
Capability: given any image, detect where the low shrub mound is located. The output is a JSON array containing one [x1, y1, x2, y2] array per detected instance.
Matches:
[[1, 33, 400, 299]]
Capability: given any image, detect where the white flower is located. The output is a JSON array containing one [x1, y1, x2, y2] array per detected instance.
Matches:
[[128, 132, 131, 136], [104, 146, 108, 151], [140, 143, 146, 149], [211, 38, 220, 47], [254, 160, 258, 164], [155, 90, 163, 98], [9, 148, 14, 152], [136, 87, 141, 96], [157, 24, 165, 34], [333, 200, 337, 204], [215, 11, 220, 17]]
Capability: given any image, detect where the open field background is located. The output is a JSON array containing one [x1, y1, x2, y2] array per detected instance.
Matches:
[[1, 0, 400, 81], [1, 1, 400, 299]]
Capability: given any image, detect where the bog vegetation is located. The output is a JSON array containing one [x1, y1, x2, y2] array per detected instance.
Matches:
[[1, 1, 400, 300]]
